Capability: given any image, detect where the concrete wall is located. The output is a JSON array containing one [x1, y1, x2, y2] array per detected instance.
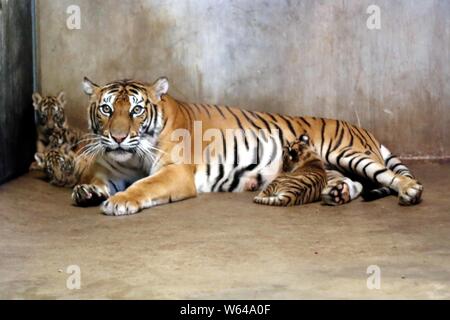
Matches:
[[1, 0, 35, 183], [37, 0, 450, 158]]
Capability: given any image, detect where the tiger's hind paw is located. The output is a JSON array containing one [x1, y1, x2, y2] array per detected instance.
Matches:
[[398, 179, 423, 205], [322, 180, 363, 206], [322, 182, 351, 206]]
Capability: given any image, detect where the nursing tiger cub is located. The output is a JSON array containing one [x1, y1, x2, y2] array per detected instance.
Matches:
[[254, 135, 327, 206], [72, 77, 423, 216]]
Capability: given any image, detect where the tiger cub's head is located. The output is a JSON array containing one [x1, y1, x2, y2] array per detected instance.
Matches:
[[80, 77, 169, 163], [34, 149, 78, 187], [32, 92, 67, 135], [282, 134, 321, 172]]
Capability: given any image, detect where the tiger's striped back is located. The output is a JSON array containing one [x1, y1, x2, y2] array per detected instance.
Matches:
[[254, 135, 327, 206]]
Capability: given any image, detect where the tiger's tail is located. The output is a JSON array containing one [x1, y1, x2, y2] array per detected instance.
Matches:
[[253, 194, 293, 206], [362, 145, 415, 201]]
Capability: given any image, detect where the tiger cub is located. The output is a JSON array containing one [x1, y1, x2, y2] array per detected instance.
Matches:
[[34, 149, 79, 187], [254, 134, 327, 206], [31, 92, 81, 153], [33, 135, 93, 187], [30, 92, 85, 185]]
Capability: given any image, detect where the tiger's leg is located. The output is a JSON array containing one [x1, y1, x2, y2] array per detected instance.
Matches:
[[321, 170, 363, 206], [382, 145, 415, 179], [340, 152, 423, 205], [363, 145, 417, 200], [102, 164, 197, 216]]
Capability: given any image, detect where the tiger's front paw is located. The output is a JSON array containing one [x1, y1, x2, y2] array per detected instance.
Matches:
[[101, 192, 142, 216], [72, 184, 108, 207]]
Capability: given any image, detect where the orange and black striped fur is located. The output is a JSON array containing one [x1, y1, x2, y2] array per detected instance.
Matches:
[[254, 135, 327, 206], [32, 92, 81, 154], [32, 135, 93, 188], [31, 92, 87, 186], [72, 77, 423, 216], [33, 148, 78, 187]]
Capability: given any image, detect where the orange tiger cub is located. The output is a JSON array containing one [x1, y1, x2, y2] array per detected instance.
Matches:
[[254, 134, 327, 206]]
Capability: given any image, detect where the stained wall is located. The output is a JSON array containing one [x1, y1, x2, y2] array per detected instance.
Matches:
[[37, 0, 450, 158]]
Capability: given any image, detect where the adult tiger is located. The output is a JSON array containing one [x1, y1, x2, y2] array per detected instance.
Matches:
[[72, 77, 423, 216]]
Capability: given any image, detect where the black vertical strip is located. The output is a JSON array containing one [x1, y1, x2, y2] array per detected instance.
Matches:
[[353, 156, 371, 174], [279, 115, 297, 137], [385, 154, 396, 166], [178, 103, 193, 127], [361, 127, 380, 150], [225, 106, 244, 130], [264, 135, 277, 167], [205, 149, 211, 179], [265, 112, 278, 122], [241, 110, 262, 130], [192, 103, 202, 115], [334, 121, 341, 140], [146, 103, 157, 133], [351, 126, 369, 148], [228, 143, 260, 192], [342, 122, 354, 148], [221, 130, 227, 162], [211, 160, 225, 192], [329, 124, 345, 154], [320, 119, 326, 158], [206, 164, 211, 179], [270, 122, 285, 147], [298, 117, 311, 128], [241, 129, 249, 150], [214, 105, 226, 119], [199, 104, 211, 118], [252, 111, 272, 132]]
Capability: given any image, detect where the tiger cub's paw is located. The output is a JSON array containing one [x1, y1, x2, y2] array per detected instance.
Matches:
[[72, 184, 108, 207], [398, 178, 423, 205], [322, 180, 363, 206], [101, 192, 142, 216]]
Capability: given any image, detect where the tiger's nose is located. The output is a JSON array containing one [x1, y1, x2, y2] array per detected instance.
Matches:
[[111, 134, 127, 144]]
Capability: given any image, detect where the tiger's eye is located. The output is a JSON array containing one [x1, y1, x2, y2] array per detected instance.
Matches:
[[100, 104, 112, 115], [132, 105, 144, 115]]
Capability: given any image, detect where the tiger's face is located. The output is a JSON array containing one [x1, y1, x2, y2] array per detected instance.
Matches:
[[32, 92, 67, 134], [282, 134, 313, 172], [81, 77, 169, 163]]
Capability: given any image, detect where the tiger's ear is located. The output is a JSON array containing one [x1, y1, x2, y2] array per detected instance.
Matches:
[[32, 92, 42, 110], [149, 77, 169, 102], [82, 77, 100, 96], [56, 91, 66, 107]]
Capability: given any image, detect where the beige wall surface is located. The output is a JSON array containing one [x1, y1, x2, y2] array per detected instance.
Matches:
[[37, 0, 449, 158]]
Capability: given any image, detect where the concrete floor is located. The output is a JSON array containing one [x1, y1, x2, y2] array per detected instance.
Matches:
[[0, 162, 449, 299]]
